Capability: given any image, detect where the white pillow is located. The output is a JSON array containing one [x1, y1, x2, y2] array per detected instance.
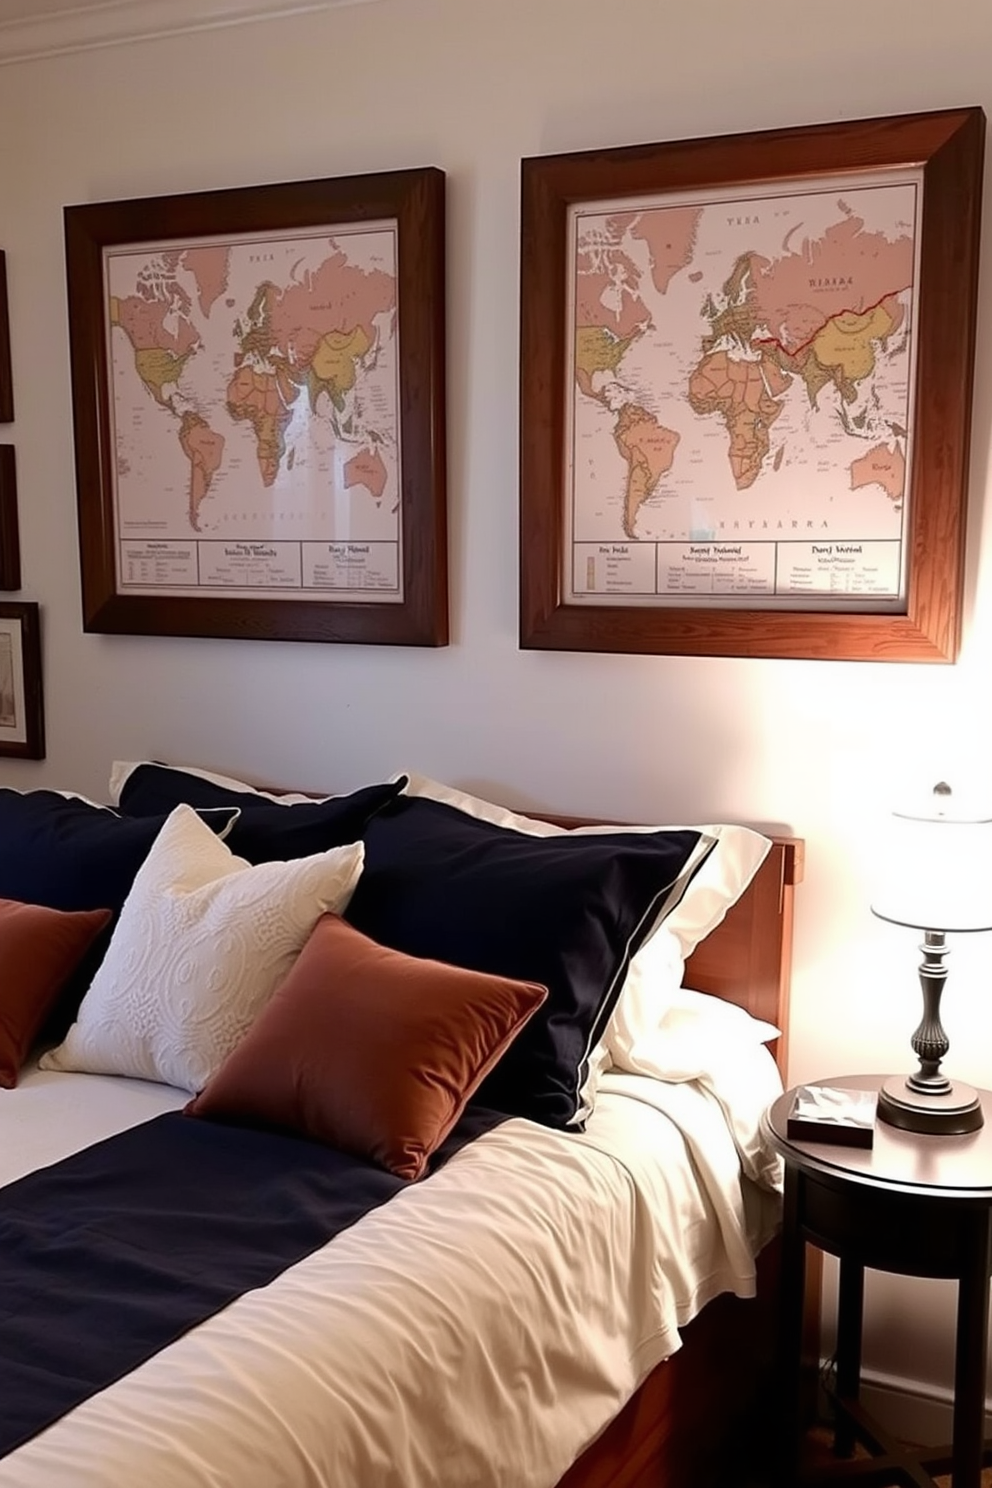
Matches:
[[615, 984, 780, 1083], [392, 771, 771, 1081], [657, 1000, 783, 1192], [40, 804, 364, 1092], [602, 989, 784, 1188]]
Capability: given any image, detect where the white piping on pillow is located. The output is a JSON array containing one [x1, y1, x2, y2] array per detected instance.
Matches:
[[110, 761, 332, 807], [4, 784, 241, 839]]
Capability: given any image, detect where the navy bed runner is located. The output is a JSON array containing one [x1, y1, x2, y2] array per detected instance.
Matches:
[[0, 1105, 504, 1459]]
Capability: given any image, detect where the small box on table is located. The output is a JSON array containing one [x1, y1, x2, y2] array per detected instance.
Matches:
[[786, 1084, 877, 1148]]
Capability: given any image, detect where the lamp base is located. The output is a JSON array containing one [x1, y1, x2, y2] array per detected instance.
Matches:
[[877, 1075, 984, 1135]]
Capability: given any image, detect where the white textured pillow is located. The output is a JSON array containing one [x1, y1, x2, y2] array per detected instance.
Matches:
[[40, 804, 364, 1092], [392, 771, 771, 1081]]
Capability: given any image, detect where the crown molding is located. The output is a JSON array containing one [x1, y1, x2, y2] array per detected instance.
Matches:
[[0, 0, 382, 65]]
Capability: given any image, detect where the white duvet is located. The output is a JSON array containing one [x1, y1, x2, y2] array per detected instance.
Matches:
[[0, 1052, 783, 1488]]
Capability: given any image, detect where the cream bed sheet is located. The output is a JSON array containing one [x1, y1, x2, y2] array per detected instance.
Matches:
[[0, 1054, 782, 1488]]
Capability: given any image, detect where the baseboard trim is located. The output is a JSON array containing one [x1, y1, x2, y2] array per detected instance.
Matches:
[[853, 1370, 992, 1447]]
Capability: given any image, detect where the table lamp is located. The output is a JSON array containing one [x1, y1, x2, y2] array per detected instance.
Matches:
[[870, 782, 992, 1135]]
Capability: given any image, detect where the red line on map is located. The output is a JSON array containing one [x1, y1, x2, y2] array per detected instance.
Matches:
[[749, 286, 912, 360]]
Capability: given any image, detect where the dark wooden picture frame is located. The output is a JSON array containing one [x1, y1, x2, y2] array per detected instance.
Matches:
[[65, 168, 447, 646], [0, 600, 44, 759], [0, 445, 19, 591], [520, 108, 985, 662], [0, 251, 13, 424]]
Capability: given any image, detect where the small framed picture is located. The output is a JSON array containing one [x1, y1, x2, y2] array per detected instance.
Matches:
[[0, 445, 20, 590], [0, 251, 12, 424], [0, 601, 44, 759]]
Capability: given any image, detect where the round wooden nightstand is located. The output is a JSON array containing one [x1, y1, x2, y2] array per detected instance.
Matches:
[[764, 1074, 992, 1488]]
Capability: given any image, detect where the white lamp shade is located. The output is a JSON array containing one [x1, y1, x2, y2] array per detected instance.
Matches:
[[871, 785, 992, 933]]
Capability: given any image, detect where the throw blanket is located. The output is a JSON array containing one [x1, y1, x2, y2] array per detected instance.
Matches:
[[0, 1106, 502, 1459]]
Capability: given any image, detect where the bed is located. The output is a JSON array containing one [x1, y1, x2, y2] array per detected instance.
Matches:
[[0, 766, 804, 1488]]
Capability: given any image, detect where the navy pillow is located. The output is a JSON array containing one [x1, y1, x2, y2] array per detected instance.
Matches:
[[0, 790, 237, 914], [0, 790, 238, 1041], [115, 765, 407, 864], [343, 795, 710, 1130]]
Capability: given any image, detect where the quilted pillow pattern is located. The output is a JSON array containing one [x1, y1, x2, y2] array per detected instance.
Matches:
[[40, 805, 364, 1093]]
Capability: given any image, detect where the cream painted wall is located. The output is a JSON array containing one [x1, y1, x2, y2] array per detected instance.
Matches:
[[1, 0, 991, 1420]]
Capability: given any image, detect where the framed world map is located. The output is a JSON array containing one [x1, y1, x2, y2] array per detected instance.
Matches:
[[65, 167, 447, 645], [519, 108, 985, 661]]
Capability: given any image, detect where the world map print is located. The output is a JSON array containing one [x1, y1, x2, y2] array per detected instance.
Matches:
[[105, 223, 402, 600], [565, 176, 921, 605]]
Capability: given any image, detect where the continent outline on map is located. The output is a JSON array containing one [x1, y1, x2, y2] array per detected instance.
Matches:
[[569, 179, 918, 552], [108, 226, 400, 538]]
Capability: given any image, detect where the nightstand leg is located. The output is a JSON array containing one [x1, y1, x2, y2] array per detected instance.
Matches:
[[834, 1257, 864, 1458], [775, 1165, 807, 1487], [951, 1210, 991, 1487]]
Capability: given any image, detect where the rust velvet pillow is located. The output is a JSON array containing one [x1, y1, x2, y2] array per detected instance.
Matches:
[[0, 898, 112, 1087], [186, 913, 548, 1179]]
